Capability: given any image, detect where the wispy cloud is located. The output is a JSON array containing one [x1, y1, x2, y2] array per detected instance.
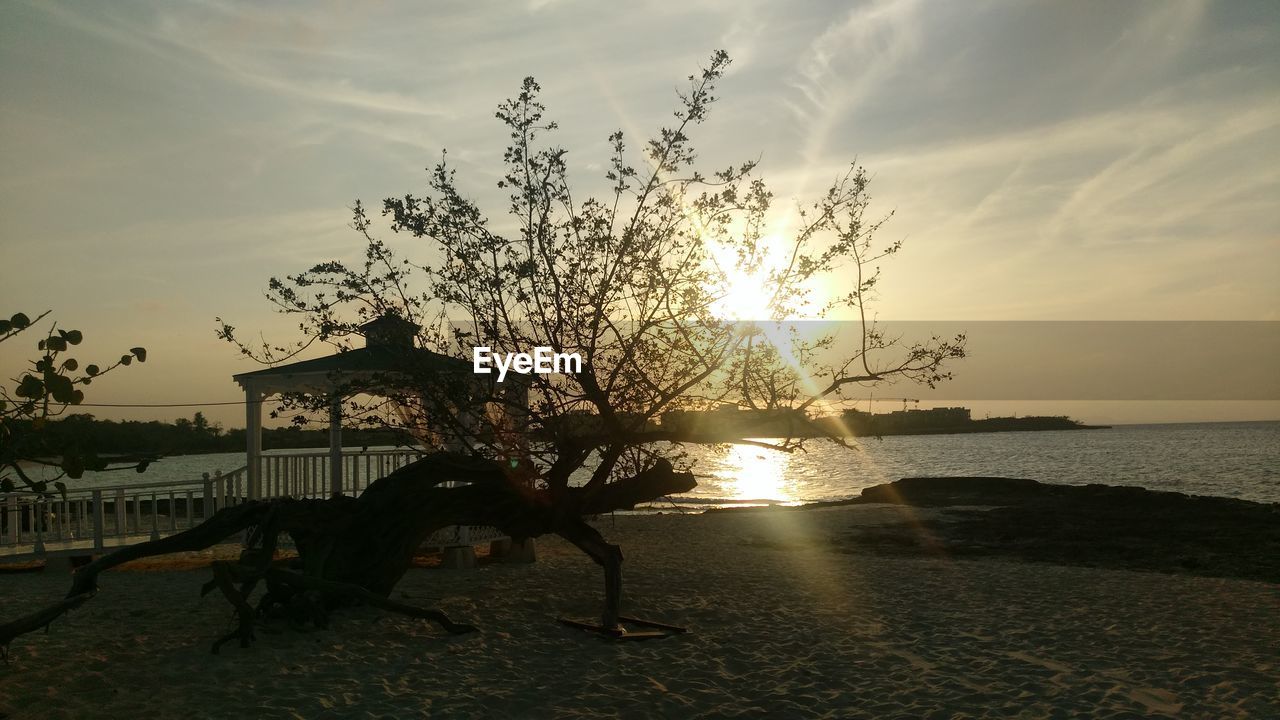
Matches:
[[786, 0, 921, 172]]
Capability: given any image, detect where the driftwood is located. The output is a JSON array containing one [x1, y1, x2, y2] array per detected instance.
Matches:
[[0, 451, 695, 654]]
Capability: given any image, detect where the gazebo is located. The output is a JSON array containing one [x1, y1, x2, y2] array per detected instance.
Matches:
[[231, 314, 479, 500]]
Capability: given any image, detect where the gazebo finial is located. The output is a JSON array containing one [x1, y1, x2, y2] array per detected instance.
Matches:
[[360, 313, 420, 349]]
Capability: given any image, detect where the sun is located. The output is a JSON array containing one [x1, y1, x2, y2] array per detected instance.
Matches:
[[707, 234, 784, 322], [702, 230, 836, 412], [712, 267, 775, 321]]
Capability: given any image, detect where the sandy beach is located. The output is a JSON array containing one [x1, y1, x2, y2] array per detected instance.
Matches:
[[1, 504, 1276, 719]]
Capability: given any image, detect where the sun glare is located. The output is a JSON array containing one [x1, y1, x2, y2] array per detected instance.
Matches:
[[712, 268, 775, 321], [713, 442, 797, 504], [705, 231, 834, 323], [707, 234, 786, 322]]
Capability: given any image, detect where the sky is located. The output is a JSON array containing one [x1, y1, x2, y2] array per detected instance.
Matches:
[[2, 0, 1277, 428]]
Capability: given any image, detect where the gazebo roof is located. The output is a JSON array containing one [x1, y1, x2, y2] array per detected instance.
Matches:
[[232, 314, 472, 395], [232, 346, 472, 395]]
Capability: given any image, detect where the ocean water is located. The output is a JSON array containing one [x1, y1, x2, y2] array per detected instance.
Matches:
[[670, 421, 1280, 509], [28, 421, 1280, 508]]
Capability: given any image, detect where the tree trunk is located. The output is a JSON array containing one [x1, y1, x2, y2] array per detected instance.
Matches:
[[1, 451, 696, 651]]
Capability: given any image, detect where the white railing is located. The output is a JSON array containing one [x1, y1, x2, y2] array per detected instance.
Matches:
[[1, 467, 249, 555], [1, 449, 504, 560], [255, 448, 426, 499], [256, 448, 501, 551]]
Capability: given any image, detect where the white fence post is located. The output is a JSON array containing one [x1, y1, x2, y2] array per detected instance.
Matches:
[[115, 489, 126, 536], [150, 492, 161, 541], [33, 499, 46, 553], [5, 496, 18, 545], [202, 474, 214, 521], [92, 489, 105, 551]]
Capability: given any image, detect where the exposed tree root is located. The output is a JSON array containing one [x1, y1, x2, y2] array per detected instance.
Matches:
[[2, 451, 696, 655], [209, 561, 256, 654], [0, 592, 95, 660], [261, 567, 479, 635]]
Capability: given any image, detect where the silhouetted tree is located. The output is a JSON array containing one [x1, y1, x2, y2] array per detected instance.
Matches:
[[0, 311, 150, 497], [3, 51, 963, 651]]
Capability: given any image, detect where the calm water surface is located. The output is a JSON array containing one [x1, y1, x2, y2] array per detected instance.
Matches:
[[673, 421, 1279, 508], [39, 421, 1280, 508]]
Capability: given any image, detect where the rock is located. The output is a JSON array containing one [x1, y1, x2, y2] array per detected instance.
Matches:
[[854, 476, 1052, 506], [845, 477, 1280, 584]]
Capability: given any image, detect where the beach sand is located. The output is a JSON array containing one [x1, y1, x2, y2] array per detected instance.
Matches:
[[1, 505, 1276, 718]]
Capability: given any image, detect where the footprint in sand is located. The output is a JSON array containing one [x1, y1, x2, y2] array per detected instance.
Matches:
[[868, 642, 937, 673], [1128, 686, 1183, 715], [1004, 650, 1074, 674]]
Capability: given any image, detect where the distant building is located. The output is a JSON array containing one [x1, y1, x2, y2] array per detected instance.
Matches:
[[877, 407, 971, 428], [660, 406, 811, 438]]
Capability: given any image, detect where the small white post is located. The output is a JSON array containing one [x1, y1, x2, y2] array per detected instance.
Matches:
[[245, 382, 263, 500], [202, 474, 214, 521], [91, 489, 104, 550], [150, 492, 160, 541], [115, 488, 126, 535], [6, 496, 18, 544], [329, 394, 343, 496], [33, 500, 46, 553]]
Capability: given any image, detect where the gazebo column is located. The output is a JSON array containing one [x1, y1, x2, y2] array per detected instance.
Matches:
[[245, 382, 263, 500], [328, 394, 344, 496]]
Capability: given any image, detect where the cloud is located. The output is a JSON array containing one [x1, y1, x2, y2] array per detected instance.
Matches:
[[2, 0, 1277, 332], [786, 0, 921, 172]]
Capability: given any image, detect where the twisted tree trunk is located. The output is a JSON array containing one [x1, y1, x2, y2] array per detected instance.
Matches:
[[1, 451, 695, 652]]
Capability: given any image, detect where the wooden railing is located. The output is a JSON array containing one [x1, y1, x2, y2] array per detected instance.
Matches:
[[254, 448, 427, 499], [0, 449, 503, 560], [1, 467, 249, 555]]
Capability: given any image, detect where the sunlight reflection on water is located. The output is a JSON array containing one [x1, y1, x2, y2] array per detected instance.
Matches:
[[709, 442, 799, 505]]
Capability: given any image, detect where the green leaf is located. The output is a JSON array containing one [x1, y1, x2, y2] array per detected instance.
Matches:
[[130, 347, 147, 363], [10, 313, 30, 329], [48, 374, 75, 403], [64, 330, 83, 345], [16, 375, 43, 398], [120, 355, 132, 366], [0, 477, 14, 493], [86, 364, 100, 376], [63, 358, 78, 372], [54, 481, 67, 502], [0, 320, 10, 333], [71, 389, 84, 405], [47, 336, 67, 352]]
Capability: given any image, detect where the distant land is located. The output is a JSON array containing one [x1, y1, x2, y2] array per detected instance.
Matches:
[[11, 413, 406, 459], [832, 407, 1110, 437], [656, 406, 1108, 441], [22, 406, 1108, 462]]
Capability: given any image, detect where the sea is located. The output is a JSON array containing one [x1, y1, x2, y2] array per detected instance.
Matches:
[[26, 421, 1279, 510]]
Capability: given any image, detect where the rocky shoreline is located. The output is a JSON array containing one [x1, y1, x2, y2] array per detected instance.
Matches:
[[838, 477, 1280, 584]]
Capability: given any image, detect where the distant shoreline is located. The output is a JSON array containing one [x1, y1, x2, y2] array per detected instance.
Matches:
[[123, 418, 1280, 459]]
